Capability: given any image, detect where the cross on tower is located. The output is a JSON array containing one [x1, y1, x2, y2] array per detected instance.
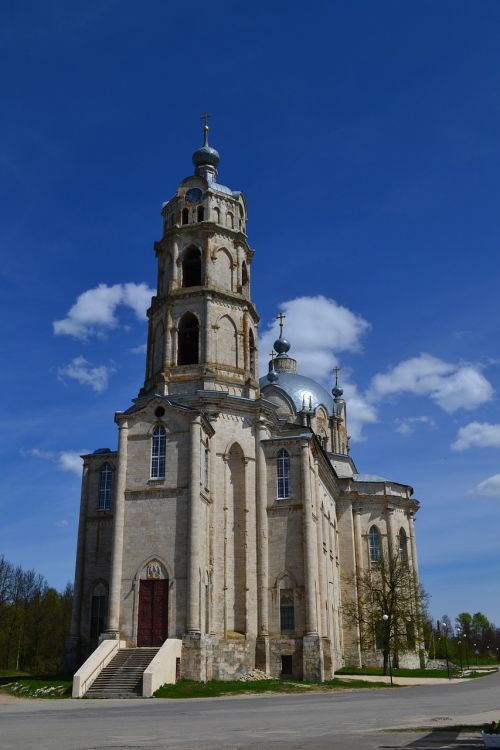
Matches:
[[276, 313, 286, 337], [200, 112, 211, 129], [269, 350, 276, 362], [333, 366, 341, 386]]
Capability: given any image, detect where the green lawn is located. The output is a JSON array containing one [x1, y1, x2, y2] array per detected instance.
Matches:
[[154, 677, 393, 699], [0, 673, 72, 699], [336, 666, 464, 678]]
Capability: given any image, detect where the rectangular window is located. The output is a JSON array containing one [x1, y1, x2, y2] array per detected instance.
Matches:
[[90, 595, 107, 640], [280, 589, 294, 634], [151, 426, 166, 479], [277, 450, 290, 500], [98, 464, 112, 511]]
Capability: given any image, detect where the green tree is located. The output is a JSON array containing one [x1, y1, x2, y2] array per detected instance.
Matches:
[[343, 551, 428, 675]]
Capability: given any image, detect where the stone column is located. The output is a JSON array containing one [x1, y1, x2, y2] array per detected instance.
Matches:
[[172, 239, 180, 287], [301, 442, 318, 636], [187, 417, 202, 633], [314, 461, 327, 638], [301, 442, 323, 680], [408, 511, 425, 666], [352, 506, 364, 578], [386, 507, 396, 559], [255, 418, 269, 672], [106, 418, 128, 637]]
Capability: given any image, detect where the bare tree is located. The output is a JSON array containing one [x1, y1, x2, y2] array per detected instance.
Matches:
[[343, 551, 428, 674]]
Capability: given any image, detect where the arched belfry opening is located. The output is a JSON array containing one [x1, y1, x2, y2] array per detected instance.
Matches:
[[182, 246, 202, 287], [241, 261, 249, 291], [178, 313, 199, 365], [249, 328, 256, 376]]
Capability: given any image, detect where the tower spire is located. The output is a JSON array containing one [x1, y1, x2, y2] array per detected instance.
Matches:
[[192, 114, 219, 180]]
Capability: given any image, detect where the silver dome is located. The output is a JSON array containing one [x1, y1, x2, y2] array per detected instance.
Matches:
[[260, 371, 334, 414]]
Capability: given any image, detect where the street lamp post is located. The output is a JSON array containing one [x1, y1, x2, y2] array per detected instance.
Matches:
[[382, 614, 393, 686], [438, 620, 451, 680]]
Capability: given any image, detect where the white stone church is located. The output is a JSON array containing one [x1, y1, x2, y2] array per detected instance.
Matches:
[[66, 124, 422, 685]]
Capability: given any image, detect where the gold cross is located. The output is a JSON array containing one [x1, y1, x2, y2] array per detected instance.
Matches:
[[276, 312, 286, 336], [200, 112, 211, 128]]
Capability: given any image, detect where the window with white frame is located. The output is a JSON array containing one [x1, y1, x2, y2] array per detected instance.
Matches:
[[369, 526, 381, 563], [276, 448, 290, 500], [98, 463, 112, 511], [151, 424, 167, 479]]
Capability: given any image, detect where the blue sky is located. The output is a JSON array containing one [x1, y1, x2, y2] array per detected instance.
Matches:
[[1, 1, 500, 627]]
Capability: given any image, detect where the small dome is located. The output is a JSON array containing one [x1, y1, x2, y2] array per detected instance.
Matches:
[[93, 448, 112, 454], [192, 143, 220, 169], [192, 125, 220, 170], [267, 368, 279, 384], [274, 336, 291, 355], [332, 385, 343, 398]]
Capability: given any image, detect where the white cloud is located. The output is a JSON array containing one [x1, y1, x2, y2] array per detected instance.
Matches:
[[394, 416, 435, 435], [368, 354, 493, 414], [259, 296, 370, 381], [54, 519, 69, 528], [58, 451, 85, 475], [58, 356, 116, 393], [53, 282, 154, 339], [129, 343, 147, 354], [29, 448, 87, 476], [451, 422, 500, 452], [468, 474, 500, 498], [341, 382, 378, 442]]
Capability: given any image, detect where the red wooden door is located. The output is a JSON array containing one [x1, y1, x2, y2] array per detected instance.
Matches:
[[137, 579, 168, 646]]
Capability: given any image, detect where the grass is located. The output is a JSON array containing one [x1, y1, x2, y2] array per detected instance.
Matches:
[[336, 666, 461, 679], [0, 673, 72, 699], [153, 676, 393, 699]]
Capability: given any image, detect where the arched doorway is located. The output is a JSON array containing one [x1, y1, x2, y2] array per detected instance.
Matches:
[[137, 560, 169, 647]]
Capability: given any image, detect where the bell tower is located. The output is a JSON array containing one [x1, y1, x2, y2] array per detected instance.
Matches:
[[141, 120, 259, 399]]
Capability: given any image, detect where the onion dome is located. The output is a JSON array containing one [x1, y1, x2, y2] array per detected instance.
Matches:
[[192, 124, 220, 175], [332, 384, 343, 399], [267, 367, 279, 384], [274, 336, 291, 355]]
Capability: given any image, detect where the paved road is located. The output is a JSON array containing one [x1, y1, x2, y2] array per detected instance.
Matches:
[[1, 671, 499, 750]]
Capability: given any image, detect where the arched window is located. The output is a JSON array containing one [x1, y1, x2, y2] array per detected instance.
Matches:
[[277, 448, 290, 500], [226, 211, 234, 229], [249, 329, 256, 376], [177, 312, 199, 365], [399, 528, 408, 562], [197, 205, 204, 222], [182, 246, 202, 287], [241, 261, 249, 290], [98, 463, 112, 511], [182, 207, 189, 225], [369, 526, 381, 563], [213, 206, 220, 223], [151, 424, 166, 479]]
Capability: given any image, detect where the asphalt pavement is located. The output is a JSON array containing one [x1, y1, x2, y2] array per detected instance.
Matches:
[[1, 670, 499, 750]]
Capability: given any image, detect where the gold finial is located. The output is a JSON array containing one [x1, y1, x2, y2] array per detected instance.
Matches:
[[200, 112, 211, 133], [277, 312, 286, 337]]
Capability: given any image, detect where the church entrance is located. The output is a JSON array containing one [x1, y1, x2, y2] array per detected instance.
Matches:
[[137, 579, 168, 647]]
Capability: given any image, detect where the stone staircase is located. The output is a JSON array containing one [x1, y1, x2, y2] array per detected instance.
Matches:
[[84, 647, 159, 698]]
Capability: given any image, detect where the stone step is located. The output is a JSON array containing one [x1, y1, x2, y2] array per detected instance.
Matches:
[[84, 647, 160, 698]]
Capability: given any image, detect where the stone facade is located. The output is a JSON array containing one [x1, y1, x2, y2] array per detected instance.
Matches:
[[65, 127, 423, 681]]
